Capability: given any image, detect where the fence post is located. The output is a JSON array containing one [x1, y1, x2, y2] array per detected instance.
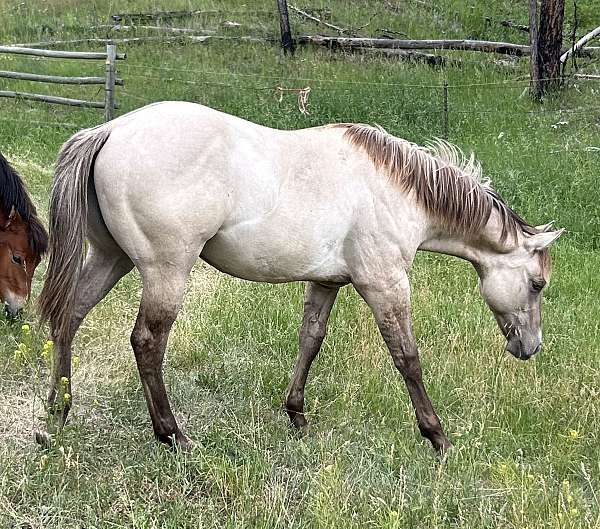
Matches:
[[104, 44, 117, 121], [276, 0, 295, 55], [442, 80, 449, 140]]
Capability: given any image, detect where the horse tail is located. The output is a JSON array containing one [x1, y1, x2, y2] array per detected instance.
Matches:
[[38, 126, 111, 343]]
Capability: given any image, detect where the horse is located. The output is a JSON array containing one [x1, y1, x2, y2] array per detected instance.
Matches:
[[38, 102, 562, 453], [0, 152, 48, 318]]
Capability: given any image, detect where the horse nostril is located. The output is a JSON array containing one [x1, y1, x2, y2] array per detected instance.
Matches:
[[4, 304, 21, 321], [534, 343, 542, 355]]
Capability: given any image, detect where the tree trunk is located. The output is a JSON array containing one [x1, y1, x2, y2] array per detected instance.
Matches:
[[538, 0, 565, 90], [529, 0, 565, 98], [529, 0, 541, 98]]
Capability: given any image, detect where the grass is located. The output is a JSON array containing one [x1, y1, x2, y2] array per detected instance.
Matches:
[[1, 1, 599, 527]]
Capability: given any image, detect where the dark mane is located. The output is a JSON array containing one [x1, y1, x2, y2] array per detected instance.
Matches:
[[336, 123, 551, 275], [336, 123, 540, 241], [0, 151, 49, 256]]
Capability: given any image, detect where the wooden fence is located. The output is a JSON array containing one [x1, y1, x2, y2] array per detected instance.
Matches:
[[0, 44, 125, 121]]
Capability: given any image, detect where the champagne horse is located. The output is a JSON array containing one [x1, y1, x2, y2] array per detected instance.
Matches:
[[38, 102, 562, 453], [0, 152, 48, 317]]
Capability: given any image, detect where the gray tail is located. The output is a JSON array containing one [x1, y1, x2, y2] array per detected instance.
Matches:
[[38, 126, 111, 342]]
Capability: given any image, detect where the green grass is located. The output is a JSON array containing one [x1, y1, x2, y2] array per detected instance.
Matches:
[[1, 1, 599, 527]]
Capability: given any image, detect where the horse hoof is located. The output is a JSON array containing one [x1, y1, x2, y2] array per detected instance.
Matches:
[[157, 431, 194, 453], [435, 440, 454, 457], [34, 430, 52, 448], [175, 434, 194, 453], [289, 415, 310, 436]]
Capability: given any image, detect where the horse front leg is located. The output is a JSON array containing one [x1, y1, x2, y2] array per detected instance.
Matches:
[[355, 272, 452, 454], [285, 282, 339, 430]]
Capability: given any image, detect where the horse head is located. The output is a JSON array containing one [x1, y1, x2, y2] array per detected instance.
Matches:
[[0, 153, 48, 318], [0, 206, 43, 316]]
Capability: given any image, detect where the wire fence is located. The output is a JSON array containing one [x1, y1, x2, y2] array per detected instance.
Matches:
[[1, 24, 599, 157]]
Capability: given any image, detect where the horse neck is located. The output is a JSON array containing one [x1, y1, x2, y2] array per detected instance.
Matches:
[[418, 209, 518, 269]]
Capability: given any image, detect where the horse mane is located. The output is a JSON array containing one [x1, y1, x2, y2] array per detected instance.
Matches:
[[0, 151, 48, 255], [336, 123, 541, 243]]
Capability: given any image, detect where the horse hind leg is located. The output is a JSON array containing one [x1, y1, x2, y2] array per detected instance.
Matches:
[[130, 265, 194, 450], [37, 244, 133, 445]]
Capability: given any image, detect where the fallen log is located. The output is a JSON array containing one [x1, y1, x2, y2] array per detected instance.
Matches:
[[360, 48, 446, 65], [561, 25, 600, 62], [377, 28, 410, 38], [486, 17, 529, 33], [97, 24, 216, 34], [110, 9, 271, 23], [296, 35, 530, 55], [500, 19, 530, 32]]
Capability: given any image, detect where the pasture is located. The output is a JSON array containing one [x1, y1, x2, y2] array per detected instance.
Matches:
[[0, 1, 599, 527]]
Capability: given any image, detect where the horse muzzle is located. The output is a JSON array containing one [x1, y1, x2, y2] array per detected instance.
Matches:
[[3, 291, 26, 320], [506, 338, 542, 361]]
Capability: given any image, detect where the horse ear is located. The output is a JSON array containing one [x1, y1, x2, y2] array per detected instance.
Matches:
[[525, 228, 564, 251], [534, 221, 554, 232], [2, 206, 21, 230], [2, 206, 16, 230]]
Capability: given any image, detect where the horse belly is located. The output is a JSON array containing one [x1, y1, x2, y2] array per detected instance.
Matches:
[[200, 222, 349, 284]]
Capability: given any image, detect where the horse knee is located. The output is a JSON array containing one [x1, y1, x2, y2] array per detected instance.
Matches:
[[300, 316, 326, 345]]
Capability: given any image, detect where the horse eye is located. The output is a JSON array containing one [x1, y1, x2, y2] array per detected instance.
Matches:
[[531, 279, 546, 292], [12, 254, 23, 265]]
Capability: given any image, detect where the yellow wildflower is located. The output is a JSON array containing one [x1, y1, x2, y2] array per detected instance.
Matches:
[[568, 429, 581, 440], [63, 393, 71, 403], [21, 324, 30, 333], [60, 376, 69, 386], [72, 355, 80, 369]]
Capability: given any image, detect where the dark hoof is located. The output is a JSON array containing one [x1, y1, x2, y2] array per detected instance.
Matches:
[[175, 434, 194, 453], [435, 440, 454, 457], [286, 410, 310, 435], [156, 431, 194, 453], [34, 430, 52, 448]]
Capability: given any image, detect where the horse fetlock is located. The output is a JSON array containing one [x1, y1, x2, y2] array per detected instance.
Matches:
[[285, 395, 307, 427], [286, 388, 304, 409], [417, 422, 451, 453]]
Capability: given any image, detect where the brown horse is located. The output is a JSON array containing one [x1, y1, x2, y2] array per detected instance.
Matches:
[[0, 152, 48, 317]]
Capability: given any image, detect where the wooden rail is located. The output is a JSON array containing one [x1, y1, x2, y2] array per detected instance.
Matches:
[[0, 70, 123, 86], [0, 91, 106, 108], [0, 44, 124, 120], [0, 45, 126, 60]]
